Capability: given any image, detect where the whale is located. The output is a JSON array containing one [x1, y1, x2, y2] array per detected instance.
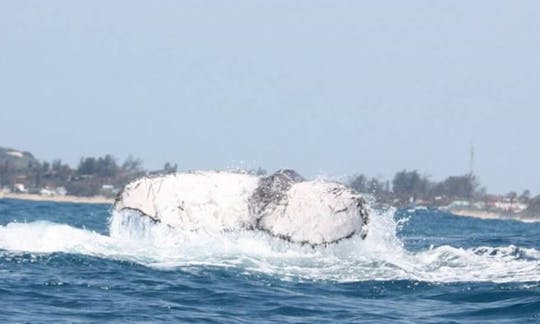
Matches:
[[113, 170, 369, 245]]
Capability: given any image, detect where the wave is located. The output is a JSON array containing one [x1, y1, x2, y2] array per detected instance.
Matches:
[[0, 208, 539, 283]]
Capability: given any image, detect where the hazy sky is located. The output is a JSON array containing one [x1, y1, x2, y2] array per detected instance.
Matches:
[[1, 1, 539, 194]]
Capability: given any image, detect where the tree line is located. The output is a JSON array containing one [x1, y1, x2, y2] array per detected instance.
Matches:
[[0, 149, 532, 203], [0, 154, 178, 197], [348, 170, 531, 206]]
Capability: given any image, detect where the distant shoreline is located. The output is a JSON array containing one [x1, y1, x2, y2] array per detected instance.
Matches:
[[0, 192, 114, 205], [1, 193, 538, 222], [448, 208, 539, 223]]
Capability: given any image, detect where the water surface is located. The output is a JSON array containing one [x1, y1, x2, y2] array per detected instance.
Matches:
[[0, 199, 538, 322]]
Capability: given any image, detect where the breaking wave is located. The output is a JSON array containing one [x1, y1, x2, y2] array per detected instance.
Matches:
[[0, 207, 539, 283]]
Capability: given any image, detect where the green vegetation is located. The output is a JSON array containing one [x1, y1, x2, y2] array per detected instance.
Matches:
[[349, 170, 479, 206], [0, 147, 40, 187], [347, 170, 537, 212], [520, 196, 540, 218], [0, 147, 175, 197]]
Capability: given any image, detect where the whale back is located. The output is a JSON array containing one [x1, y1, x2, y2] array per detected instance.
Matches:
[[114, 171, 260, 231], [114, 170, 369, 245]]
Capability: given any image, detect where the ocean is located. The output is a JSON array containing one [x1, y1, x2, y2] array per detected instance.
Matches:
[[0, 198, 538, 323]]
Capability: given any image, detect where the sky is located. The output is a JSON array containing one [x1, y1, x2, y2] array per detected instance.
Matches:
[[0, 1, 539, 194]]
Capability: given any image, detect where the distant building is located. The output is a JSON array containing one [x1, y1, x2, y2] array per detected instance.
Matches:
[[100, 184, 119, 197], [493, 201, 528, 213], [40, 188, 55, 196], [447, 200, 470, 209], [14, 183, 27, 193], [56, 187, 67, 196], [6, 150, 24, 158]]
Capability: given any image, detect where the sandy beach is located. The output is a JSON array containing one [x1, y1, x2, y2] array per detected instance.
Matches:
[[449, 209, 514, 220], [0, 192, 114, 204], [449, 208, 539, 222]]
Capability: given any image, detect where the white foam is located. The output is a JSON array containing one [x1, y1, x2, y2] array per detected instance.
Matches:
[[1, 208, 538, 283]]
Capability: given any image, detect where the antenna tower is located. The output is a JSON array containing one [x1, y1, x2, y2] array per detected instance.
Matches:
[[469, 145, 475, 178]]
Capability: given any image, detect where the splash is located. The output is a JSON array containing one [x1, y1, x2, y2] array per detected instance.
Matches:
[[0, 207, 538, 283]]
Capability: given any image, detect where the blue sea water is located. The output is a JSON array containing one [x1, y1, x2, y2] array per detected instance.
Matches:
[[0, 198, 539, 323]]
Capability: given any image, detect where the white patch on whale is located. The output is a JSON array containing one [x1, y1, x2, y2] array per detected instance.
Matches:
[[257, 181, 368, 244], [114, 171, 260, 232], [113, 170, 369, 245]]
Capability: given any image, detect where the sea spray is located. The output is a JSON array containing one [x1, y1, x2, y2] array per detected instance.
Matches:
[[2, 206, 538, 283]]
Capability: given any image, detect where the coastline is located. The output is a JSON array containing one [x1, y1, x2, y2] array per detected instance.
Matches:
[[449, 209, 514, 220], [0, 192, 114, 205], [448, 208, 539, 223], [1, 192, 538, 222]]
